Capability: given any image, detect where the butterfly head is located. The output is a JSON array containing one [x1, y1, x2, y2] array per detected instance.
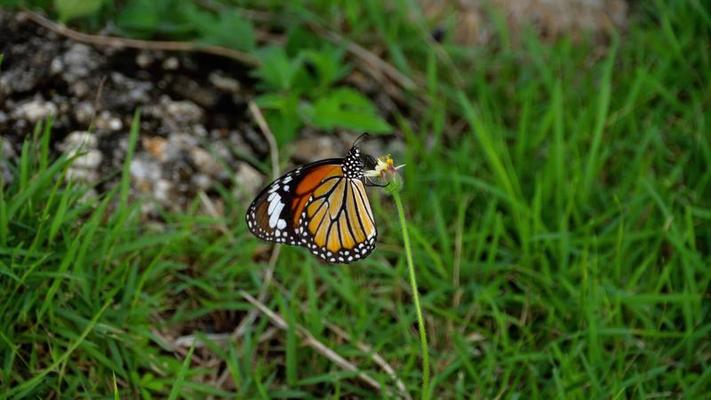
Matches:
[[343, 145, 376, 179]]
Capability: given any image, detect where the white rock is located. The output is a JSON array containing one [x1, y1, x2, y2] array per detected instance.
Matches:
[[71, 149, 103, 169], [74, 101, 95, 125], [136, 51, 154, 68], [209, 71, 241, 93], [162, 57, 179, 70], [163, 98, 203, 123], [95, 111, 123, 131], [190, 147, 221, 176], [130, 157, 162, 183], [66, 167, 98, 182], [60, 131, 98, 151], [234, 162, 263, 201], [13, 97, 57, 122], [153, 179, 173, 203], [192, 173, 212, 190]]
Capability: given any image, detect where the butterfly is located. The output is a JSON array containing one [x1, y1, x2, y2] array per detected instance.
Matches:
[[246, 135, 380, 264]]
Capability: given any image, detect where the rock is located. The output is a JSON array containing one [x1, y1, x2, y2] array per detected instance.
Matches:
[[1, 137, 15, 185], [65, 166, 99, 182], [162, 57, 180, 70], [1, 138, 15, 158], [70, 80, 92, 98], [241, 126, 269, 156], [136, 51, 155, 68], [60, 131, 98, 150], [163, 97, 203, 124], [153, 179, 174, 204], [233, 161, 263, 202], [170, 77, 219, 108], [209, 71, 241, 93], [192, 173, 212, 190], [106, 72, 153, 107], [142, 136, 168, 161], [51, 44, 104, 97], [190, 147, 222, 177], [12, 96, 57, 122], [163, 133, 196, 162], [94, 111, 123, 131], [0, 16, 61, 96], [130, 156, 162, 187], [59, 131, 103, 183], [74, 102, 95, 125], [71, 149, 103, 170]]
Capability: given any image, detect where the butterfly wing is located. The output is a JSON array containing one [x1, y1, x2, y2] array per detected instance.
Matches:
[[299, 178, 377, 263], [246, 159, 343, 245], [246, 159, 377, 264]]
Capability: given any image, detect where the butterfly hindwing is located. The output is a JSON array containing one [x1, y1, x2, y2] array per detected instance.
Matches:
[[298, 178, 377, 263]]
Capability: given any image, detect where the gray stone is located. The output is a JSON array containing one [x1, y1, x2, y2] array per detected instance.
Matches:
[[12, 97, 58, 122]]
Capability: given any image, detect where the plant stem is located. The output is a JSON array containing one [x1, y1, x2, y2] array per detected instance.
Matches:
[[393, 192, 430, 399]]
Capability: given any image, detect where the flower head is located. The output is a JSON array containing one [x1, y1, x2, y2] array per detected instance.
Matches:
[[365, 154, 405, 194]]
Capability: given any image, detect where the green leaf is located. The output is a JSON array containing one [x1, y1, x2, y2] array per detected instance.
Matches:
[[185, 7, 255, 51], [203, 11, 255, 51], [300, 46, 350, 93], [54, 0, 105, 22], [252, 47, 302, 91], [255, 93, 302, 144], [116, 0, 163, 34], [305, 88, 391, 133], [168, 344, 195, 400], [285, 25, 323, 55]]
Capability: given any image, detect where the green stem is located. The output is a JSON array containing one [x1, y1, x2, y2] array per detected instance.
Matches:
[[393, 192, 430, 399]]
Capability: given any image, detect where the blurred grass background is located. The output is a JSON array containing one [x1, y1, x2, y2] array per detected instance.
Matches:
[[0, 0, 710, 398]]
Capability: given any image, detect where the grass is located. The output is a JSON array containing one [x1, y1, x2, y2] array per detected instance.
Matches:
[[1, 0, 710, 398]]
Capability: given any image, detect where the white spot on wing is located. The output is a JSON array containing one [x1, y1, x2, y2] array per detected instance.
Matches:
[[269, 202, 284, 228], [268, 193, 281, 214]]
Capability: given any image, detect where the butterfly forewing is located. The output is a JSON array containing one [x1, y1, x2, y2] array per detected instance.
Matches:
[[246, 159, 339, 245]]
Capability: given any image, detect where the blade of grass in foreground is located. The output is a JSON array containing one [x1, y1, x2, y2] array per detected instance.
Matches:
[[8, 301, 111, 398], [168, 344, 196, 400]]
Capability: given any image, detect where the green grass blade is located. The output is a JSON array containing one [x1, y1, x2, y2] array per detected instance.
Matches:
[[168, 344, 196, 400], [8, 301, 111, 398]]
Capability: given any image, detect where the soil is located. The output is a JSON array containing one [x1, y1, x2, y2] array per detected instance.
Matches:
[[0, 10, 273, 215]]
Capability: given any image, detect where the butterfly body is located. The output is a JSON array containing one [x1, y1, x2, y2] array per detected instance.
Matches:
[[246, 145, 378, 263]]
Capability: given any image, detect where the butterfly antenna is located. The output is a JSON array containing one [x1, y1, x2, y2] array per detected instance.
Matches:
[[352, 132, 370, 147]]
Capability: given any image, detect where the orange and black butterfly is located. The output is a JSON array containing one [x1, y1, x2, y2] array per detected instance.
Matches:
[[246, 135, 380, 263]]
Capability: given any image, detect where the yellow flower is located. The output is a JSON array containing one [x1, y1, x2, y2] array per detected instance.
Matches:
[[365, 154, 405, 193]]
